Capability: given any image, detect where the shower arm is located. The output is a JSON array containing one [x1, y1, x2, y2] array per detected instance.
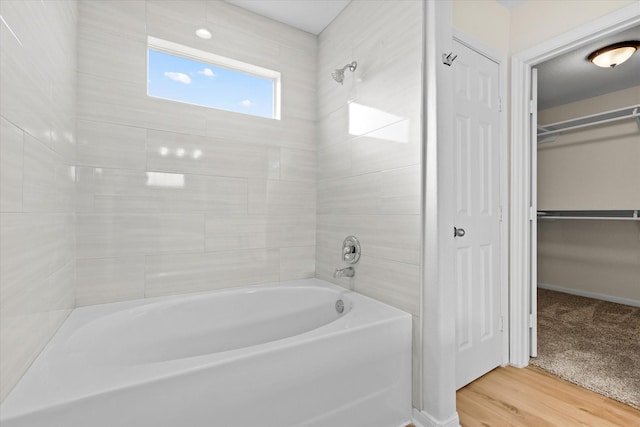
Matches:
[[341, 61, 357, 73]]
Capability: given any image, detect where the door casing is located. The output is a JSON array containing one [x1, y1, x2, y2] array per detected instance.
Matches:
[[509, 3, 640, 367]]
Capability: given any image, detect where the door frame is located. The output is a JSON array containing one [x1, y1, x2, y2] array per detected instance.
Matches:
[[452, 29, 510, 367], [416, 1, 459, 426], [509, 3, 640, 367]]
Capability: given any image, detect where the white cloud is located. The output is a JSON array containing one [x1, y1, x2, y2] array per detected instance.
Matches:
[[164, 72, 191, 84], [240, 99, 256, 108], [197, 68, 216, 78]]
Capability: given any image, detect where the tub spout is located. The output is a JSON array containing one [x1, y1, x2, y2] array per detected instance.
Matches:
[[334, 267, 355, 278]]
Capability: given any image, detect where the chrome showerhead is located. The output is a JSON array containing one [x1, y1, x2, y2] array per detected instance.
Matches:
[[331, 61, 357, 84], [331, 68, 345, 84]]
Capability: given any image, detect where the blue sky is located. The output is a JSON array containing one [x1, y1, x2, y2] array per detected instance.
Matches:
[[148, 49, 274, 119]]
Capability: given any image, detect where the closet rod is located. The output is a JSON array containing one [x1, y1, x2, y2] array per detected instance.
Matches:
[[537, 105, 640, 139], [537, 210, 640, 221]]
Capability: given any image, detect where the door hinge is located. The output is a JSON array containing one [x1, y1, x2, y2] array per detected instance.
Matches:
[[529, 99, 535, 115], [498, 96, 502, 112], [500, 316, 505, 332], [499, 206, 503, 222], [529, 313, 535, 328], [529, 206, 535, 221]]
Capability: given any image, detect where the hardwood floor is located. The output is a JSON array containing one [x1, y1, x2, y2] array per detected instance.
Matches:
[[456, 366, 640, 427]]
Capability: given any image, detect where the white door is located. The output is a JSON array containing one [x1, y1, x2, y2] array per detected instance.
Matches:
[[452, 40, 503, 390]]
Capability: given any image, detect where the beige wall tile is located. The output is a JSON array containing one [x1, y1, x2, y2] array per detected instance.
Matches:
[[0, 0, 77, 401], [317, 174, 382, 215], [77, 213, 205, 258], [77, 28, 146, 84], [76, 257, 145, 306], [78, 168, 248, 215], [280, 148, 316, 182], [145, 249, 280, 297], [0, 1, 53, 146], [74, 0, 318, 315], [146, 130, 281, 180], [352, 255, 420, 316], [206, 214, 315, 252], [78, 0, 146, 42], [248, 179, 316, 216], [22, 134, 75, 213], [316, 0, 422, 406], [0, 211, 75, 401], [280, 246, 316, 281], [76, 120, 147, 170], [0, 118, 23, 212]]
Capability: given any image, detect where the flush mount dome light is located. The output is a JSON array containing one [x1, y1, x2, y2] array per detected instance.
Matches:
[[195, 28, 212, 39], [588, 41, 639, 68]]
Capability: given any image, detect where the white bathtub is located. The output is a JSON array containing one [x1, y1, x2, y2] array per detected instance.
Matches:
[[0, 278, 412, 427]]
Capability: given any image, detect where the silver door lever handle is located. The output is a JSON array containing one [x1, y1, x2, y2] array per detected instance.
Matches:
[[454, 227, 466, 238]]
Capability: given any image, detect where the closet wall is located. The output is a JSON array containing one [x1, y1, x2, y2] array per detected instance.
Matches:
[[537, 85, 640, 304]]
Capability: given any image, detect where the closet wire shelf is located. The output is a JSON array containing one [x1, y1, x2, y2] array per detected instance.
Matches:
[[537, 104, 640, 142], [537, 210, 640, 221]]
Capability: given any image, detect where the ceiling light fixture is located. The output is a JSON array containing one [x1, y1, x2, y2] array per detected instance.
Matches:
[[588, 41, 639, 68], [195, 28, 212, 39]]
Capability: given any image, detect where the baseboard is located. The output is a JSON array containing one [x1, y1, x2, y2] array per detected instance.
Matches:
[[537, 283, 640, 308], [412, 408, 460, 427]]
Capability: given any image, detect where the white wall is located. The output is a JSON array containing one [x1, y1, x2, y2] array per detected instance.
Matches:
[[0, 0, 77, 401], [508, 0, 637, 54], [538, 220, 640, 303], [75, 0, 317, 304], [315, 0, 423, 407], [538, 86, 640, 210], [453, 0, 510, 55]]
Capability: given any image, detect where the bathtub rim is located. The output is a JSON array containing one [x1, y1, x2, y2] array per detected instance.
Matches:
[[0, 278, 411, 420]]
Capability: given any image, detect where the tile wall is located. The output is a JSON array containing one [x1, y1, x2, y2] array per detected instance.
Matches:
[[315, 0, 423, 406], [0, 0, 78, 401], [1, 0, 423, 406], [75, 0, 317, 305]]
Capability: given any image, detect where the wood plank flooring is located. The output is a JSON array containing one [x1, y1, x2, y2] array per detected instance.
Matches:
[[456, 366, 640, 427]]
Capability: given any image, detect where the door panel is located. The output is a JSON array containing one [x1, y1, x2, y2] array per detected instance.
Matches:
[[453, 40, 503, 390], [456, 247, 473, 351]]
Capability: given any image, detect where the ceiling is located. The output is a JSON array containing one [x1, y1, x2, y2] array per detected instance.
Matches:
[[224, 0, 350, 35], [537, 25, 640, 109], [224, 1, 638, 109]]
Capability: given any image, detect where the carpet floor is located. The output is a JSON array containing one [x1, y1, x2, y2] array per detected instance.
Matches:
[[531, 289, 640, 409]]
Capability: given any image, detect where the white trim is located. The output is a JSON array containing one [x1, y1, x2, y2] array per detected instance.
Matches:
[[452, 29, 510, 367], [148, 36, 281, 79], [537, 283, 640, 308], [529, 67, 538, 358], [452, 29, 504, 64], [420, 0, 458, 422], [147, 36, 282, 120], [412, 408, 461, 427], [509, 2, 640, 368]]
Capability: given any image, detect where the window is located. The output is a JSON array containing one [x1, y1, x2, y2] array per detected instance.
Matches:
[[147, 37, 281, 120]]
